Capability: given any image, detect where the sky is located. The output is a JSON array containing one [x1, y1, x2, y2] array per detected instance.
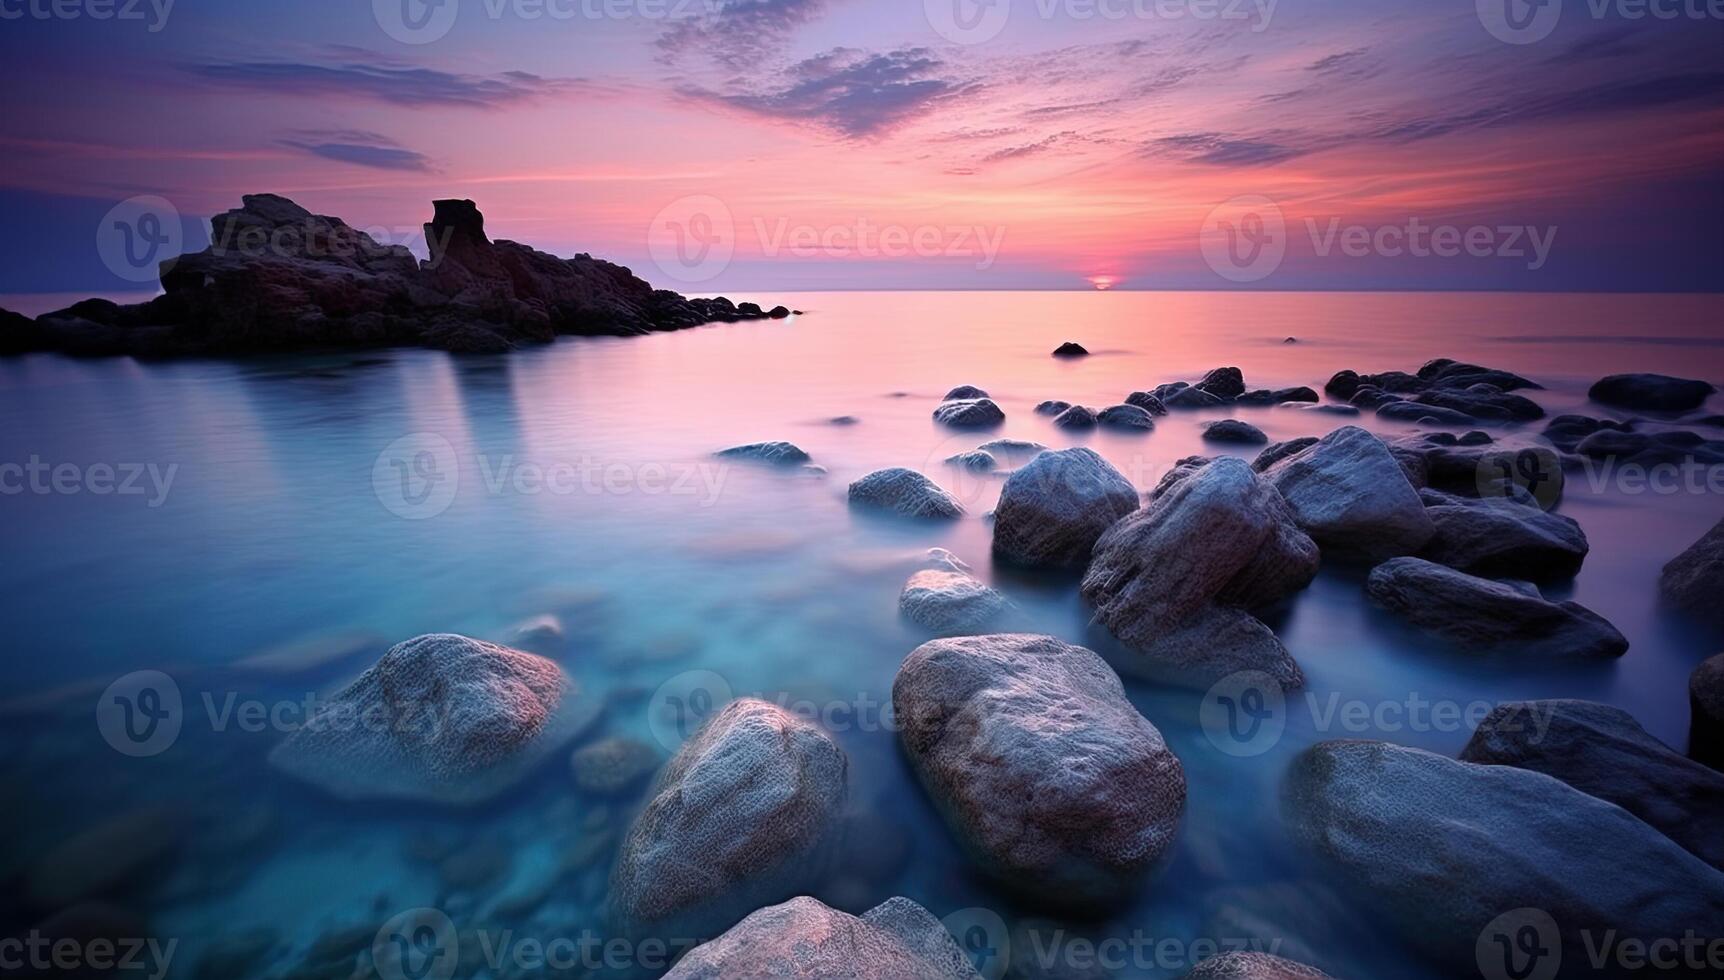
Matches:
[[0, 0, 1721, 297]]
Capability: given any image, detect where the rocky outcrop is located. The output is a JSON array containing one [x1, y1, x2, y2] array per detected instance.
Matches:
[[900, 567, 1016, 636], [1260, 426, 1433, 562], [849, 469, 965, 519], [992, 448, 1139, 569], [0, 305, 44, 355], [664, 897, 980, 980], [1195, 367, 1246, 399], [610, 699, 848, 942], [893, 634, 1185, 908], [1460, 699, 1724, 871], [1082, 457, 1319, 689], [1418, 488, 1588, 581], [12, 195, 784, 357], [1590, 372, 1717, 412], [1052, 405, 1098, 429], [1327, 360, 1543, 425], [1661, 518, 1724, 626], [267, 634, 600, 805], [1201, 420, 1268, 445], [715, 442, 811, 465], [1096, 404, 1157, 430], [1179, 953, 1334, 980], [1694, 654, 1724, 770], [1365, 558, 1628, 658], [933, 398, 1006, 429], [1283, 740, 1724, 974]]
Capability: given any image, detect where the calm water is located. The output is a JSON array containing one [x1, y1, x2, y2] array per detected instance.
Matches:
[[2, 291, 1722, 979]]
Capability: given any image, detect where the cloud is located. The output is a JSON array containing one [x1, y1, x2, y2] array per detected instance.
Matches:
[[657, 0, 832, 69], [278, 131, 433, 172], [680, 47, 974, 138], [188, 59, 577, 108], [1151, 132, 1307, 166]]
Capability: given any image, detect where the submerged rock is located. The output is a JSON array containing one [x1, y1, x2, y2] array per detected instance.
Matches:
[[1375, 400, 1476, 425], [1096, 404, 1157, 430], [933, 398, 1006, 429], [893, 634, 1185, 908], [1460, 699, 1724, 871], [899, 567, 1016, 637], [1661, 517, 1724, 626], [1125, 391, 1168, 415], [1082, 457, 1318, 689], [1283, 740, 1724, 973], [1365, 558, 1628, 658], [1052, 405, 1098, 429], [1590, 372, 1717, 412], [1235, 387, 1320, 407], [1542, 414, 1634, 452], [1164, 386, 1228, 410], [992, 448, 1139, 569], [664, 897, 979, 980], [1418, 488, 1588, 580], [1180, 953, 1334, 979], [1052, 342, 1089, 357], [610, 699, 848, 942], [1035, 399, 1072, 416], [267, 634, 599, 805], [1195, 366, 1246, 399], [848, 469, 965, 519], [1693, 654, 1724, 770], [976, 438, 1047, 459], [945, 385, 991, 400], [944, 449, 997, 473], [571, 736, 662, 795], [715, 441, 811, 465], [1201, 420, 1268, 445], [1260, 426, 1433, 562]]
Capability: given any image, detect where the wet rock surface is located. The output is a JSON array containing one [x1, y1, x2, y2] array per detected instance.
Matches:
[[665, 897, 980, 979], [1365, 558, 1628, 658]]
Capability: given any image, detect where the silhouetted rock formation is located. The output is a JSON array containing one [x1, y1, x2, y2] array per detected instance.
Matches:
[[4, 195, 784, 357]]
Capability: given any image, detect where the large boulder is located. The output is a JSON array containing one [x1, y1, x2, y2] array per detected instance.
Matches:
[[1661, 517, 1724, 626], [933, 398, 1006, 429], [1096, 404, 1157, 431], [900, 567, 1016, 637], [1052, 405, 1097, 429], [1082, 457, 1318, 689], [1590, 373, 1717, 412], [664, 897, 979, 980], [267, 634, 599, 805], [610, 699, 848, 942], [992, 448, 1139, 569], [1460, 699, 1724, 871], [1417, 488, 1588, 581], [1283, 740, 1724, 973], [893, 634, 1186, 908], [1201, 420, 1268, 445], [849, 468, 965, 519], [1260, 426, 1433, 562], [1195, 367, 1246, 399], [1410, 385, 1543, 423], [1125, 391, 1168, 415], [1179, 953, 1334, 980], [1365, 558, 1628, 658], [1389, 433, 1566, 505], [1694, 654, 1724, 770]]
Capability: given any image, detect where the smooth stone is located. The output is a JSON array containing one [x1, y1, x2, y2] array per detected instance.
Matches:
[[1590, 372, 1717, 412], [267, 634, 599, 805], [1096, 404, 1156, 431], [1052, 405, 1097, 429], [848, 468, 965, 519], [1251, 438, 1319, 473], [933, 398, 1006, 429], [1301, 404, 1359, 416], [976, 438, 1047, 458], [1179, 953, 1334, 979], [893, 634, 1185, 908], [1323, 370, 1361, 399], [1661, 517, 1724, 626], [1283, 740, 1724, 973], [1365, 557, 1628, 658], [1235, 387, 1319, 406], [1124, 391, 1168, 415], [571, 736, 662, 795], [829, 416, 860, 425], [1195, 366, 1245, 399], [1375, 400, 1476, 425], [1201, 420, 1268, 445], [716, 441, 811, 465], [1693, 654, 1724, 770], [1035, 400, 1072, 416], [944, 450, 998, 473], [1461, 699, 1724, 871], [1082, 457, 1318, 689], [992, 448, 1140, 569], [899, 568, 1015, 636], [1052, 342, 1089, 357], [1164, 386, 1227, 409], [610, 699, 848, 942], [1412, 386, 1543, 423], [663, 897, 979, 980], [1542, 414, 1634, 452], [1389, 433, 1567, 504], [1418, 488, 1588, 581], [1418, 359, 1541, 392], [945, 385, 991, 400], [1347, 386, 1400, 410], [1261, 426, 1434, 562]]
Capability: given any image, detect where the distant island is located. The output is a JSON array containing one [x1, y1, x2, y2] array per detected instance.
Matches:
[[0, 195, 790, 358]]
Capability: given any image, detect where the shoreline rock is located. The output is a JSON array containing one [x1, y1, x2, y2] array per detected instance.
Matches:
[[992, 448, 1139, 569], [664, 897, 980, 979], [1261, 426, 1433, 562], [1661, 517, 1724, 626], [899, 566, 1016, 637], [1693, 654, 1724, 770], [1590, 372, 1717, 412], [1365, 558, 1628, 658], [848, 469, 965, 519]]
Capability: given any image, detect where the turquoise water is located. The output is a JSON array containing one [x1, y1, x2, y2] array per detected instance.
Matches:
[[2, 290, 1721, 978]]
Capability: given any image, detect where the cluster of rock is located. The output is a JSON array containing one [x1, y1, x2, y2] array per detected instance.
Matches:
[[1324, 358, 1543, 425], [1, 195, 790, 356], [1147, 367, 1318, 411], [933, 385, 1006, 429]]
